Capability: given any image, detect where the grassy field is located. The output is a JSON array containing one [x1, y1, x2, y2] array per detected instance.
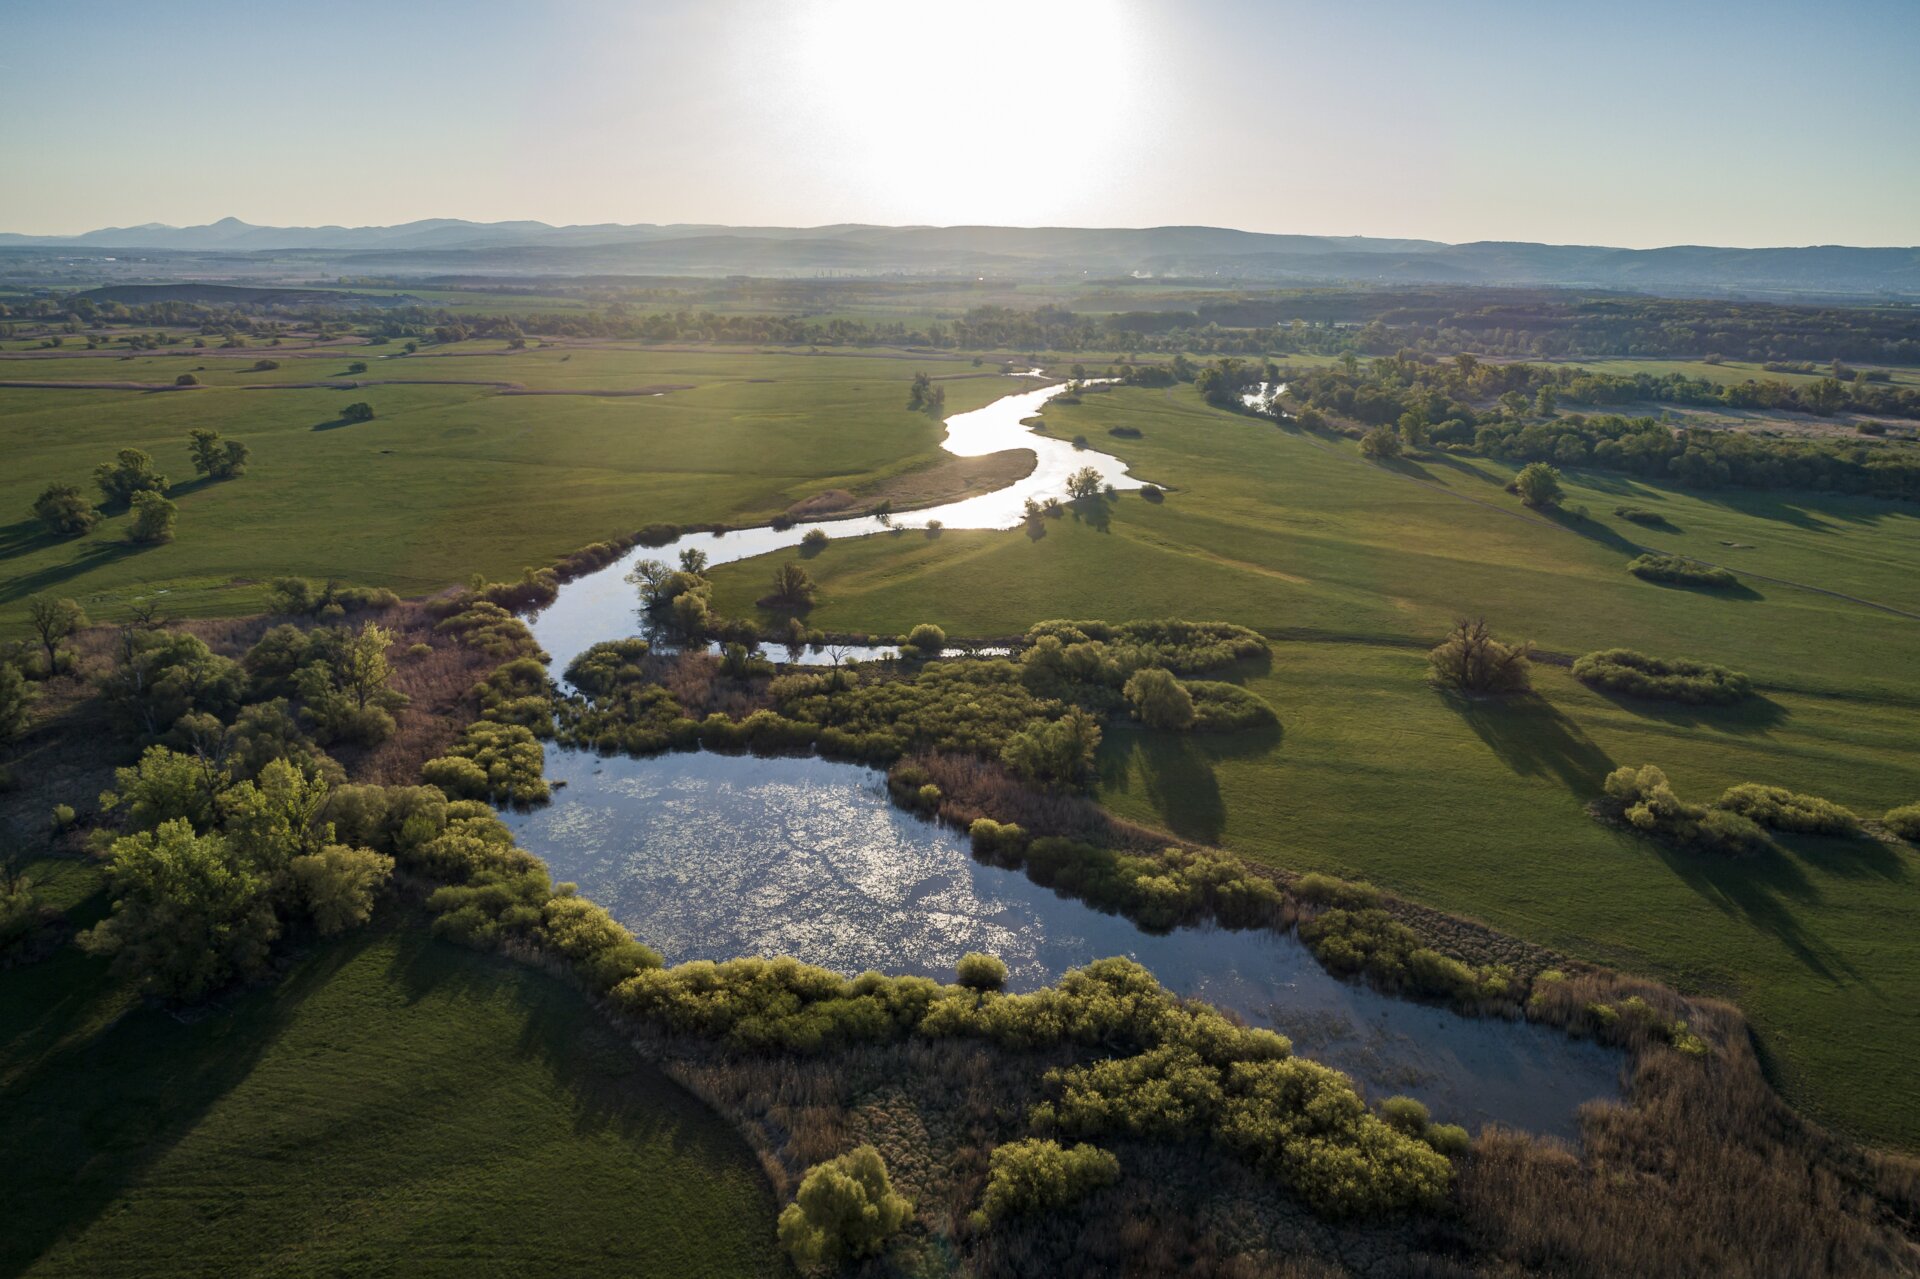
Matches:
[[0, 344, 1016, 634], [705, 385, 1920, 1149], [0, 861, 782, 1278], [1548, 356, 1920, 391]]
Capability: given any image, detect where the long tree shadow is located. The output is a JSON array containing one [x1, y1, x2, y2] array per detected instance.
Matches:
[[1635, 574, 1766, 603], [0, 517, 63, 563], [1068, 494, 1113, 532], [1778, 831, 1911, 884], [1446, 691, 1617, 795], [1589, 688, 1790, 736], [1537, 506, 1646, 556], [0, 924, 366, 1276], [0, 540, 145, 606], [1647, 838, 1857, 984], [1100, 729, 1229, 845]]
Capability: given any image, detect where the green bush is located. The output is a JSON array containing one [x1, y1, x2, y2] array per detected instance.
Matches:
[[978, 1139, 1119, 1221], [956, 952, 1008, 991], [1291, 873, 1381, 909], [1378, 1095, 1431, 1137], [1627, 553, 1738, 588], [1123, 667, 1195, 730], [1613, 504, 1671, 527], [1572, 648, 1752, 704], [540, 890, 663, 991], [422, 721, 550, 806], [1186, 680, 1278, 731], [1601, 764, 1768, 855], [968, 818, 1028, 863], [1715, 784, 1861, 837], [904, 622, 946, 654], [777, 1146, 911, 1270], [1428, 617, 1532, 693], [290, 845, 394, 935], [1886, 803, 1920, 841]]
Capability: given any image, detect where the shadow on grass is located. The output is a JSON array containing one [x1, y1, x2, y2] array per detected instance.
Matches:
[[1446, 690, 1616, 795], [0, 924, 360, 1275], [1099, 722, 1283, 846], [1648, 839, 1856, 984], [0, 517, 64, 564], [1631, 573, 1765, 602], [1588, 688, 1790, 736], [1068, 495, 1113, 532], [1538, 506, 1646, 556], [0, 540, 146, 606]]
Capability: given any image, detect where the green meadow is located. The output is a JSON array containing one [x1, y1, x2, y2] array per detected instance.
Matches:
[[0, 862, 780, 1278], [706, 385, 1920, 1149], [0, 344, 1011, 633]]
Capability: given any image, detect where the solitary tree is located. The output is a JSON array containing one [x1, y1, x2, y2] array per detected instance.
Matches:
[[339, 402, 375, 423], [128, 491, 178, 544], [1513, 462, 1564, 509], [25, 596, 87, 676], [777, 1146, 912, 1270], [1066, 466, 1104, 500], [765, 562, 816, 609], [1428, 617, 1534, 694], [32, 482, 99, 536], [189, 428, 249, 480]]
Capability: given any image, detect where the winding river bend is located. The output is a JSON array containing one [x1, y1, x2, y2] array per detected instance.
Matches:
[[516, 374, 1624, 1139]]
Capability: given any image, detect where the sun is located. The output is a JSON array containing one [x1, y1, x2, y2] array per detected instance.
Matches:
[[736, 0, 1146, 225]]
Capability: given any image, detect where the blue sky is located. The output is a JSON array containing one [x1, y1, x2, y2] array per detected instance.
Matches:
[[2, 0, 1915, 246]]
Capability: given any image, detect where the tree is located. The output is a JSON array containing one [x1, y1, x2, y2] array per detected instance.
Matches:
[[189, 428, 249, 479], [1513, 462, 1564, 508], [1066, 466, 1103, 500], [955, 952, 1007, 991], [1534, 387, 1557, 417], [32, 482, 99, 536], [78, 820, 279, 1001], [677, 547, 708, 574], [905, 372, 944, 413], [1806, 377, 1844, 416], [1123, 667, 1196, 730], [174, 373, 199, 386], [339, 402, 375, 423], [295, 623, 406, 745], [765, 562, 816, 610], [777, 1146, 912, 1269], [101, 629, 246, 739], [94, 448, 168, 506], [0, 663, 33, 744], [128, 490, 178, 543], [291, 845, 393, 934], [25, 596, 86, 676], [978, 1139, 1120, 1221], [1001, 707, 1102, 789], [1359, 427, 1402, 459], [904, 623, 946, 654], [347, 361, 368, 374], [1428, 617, 1534, 694]]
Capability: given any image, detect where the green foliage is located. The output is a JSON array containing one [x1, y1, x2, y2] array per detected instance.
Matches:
[[26, 595, 87, 675], [264, 577, 400, 617], [0, 662, 35, 744], [1123, 667, 1195, 730], [128, 490, 178, 544], [32, 482, 98, 536], [475, 656, 554, 733], [1001, 707, 1102, 789], [904, 622, 946, 654], [433, 598, 544, 659], [563, 638, 651, 696], [94, 447, 168, 506], [1613, 504, 1670, 526], [1627, 553, 1738, 589], [539, 890, 663, 992], [1186, 680, 1278, 732], [777, 1146, 912, 1269], [1601, 764, 1769, 855], [294, 622, 408, 746], [801, 526, 830, 553], [763, 561, 817, 610], [968, 818, 1028, 861], [1291, 873, 1382, 909], [188, 428, 249, 480], [1512, 461, 1564, 508], [1886, 804, 1920, 842], [1025, 618, 1269, 677], [955, 952, 1008, 991], [1427, 617, 1533, 693], [1572, 648, 1752, 704], [101, 629, 246, 738], [1359, 426, 1402, 458], [1715, 784, 1861, 837], [423, 721, 551, 806], [102, 744, 225, 833], [79, 820, 279, 1000], [290, 845, 394, 934], [977, 1139, 1118, 1221], [991, 837, 1283, 931], [340, 401, 375, 422], [905, 371, 945, 414]]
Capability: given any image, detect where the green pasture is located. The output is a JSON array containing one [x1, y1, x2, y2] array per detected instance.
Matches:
[[705, 385, 1920, 1148], [0, 862, 780, 1278], [0, 346, 1010, 634]]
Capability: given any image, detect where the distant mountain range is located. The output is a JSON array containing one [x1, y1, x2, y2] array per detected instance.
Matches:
[[4, 217, 1917, 297]]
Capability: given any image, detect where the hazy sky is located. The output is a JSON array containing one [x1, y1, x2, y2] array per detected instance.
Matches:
[[4, 0, 1917, 247]]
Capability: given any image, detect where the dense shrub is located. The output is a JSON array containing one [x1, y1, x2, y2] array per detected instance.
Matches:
[[956, 952, 1009, 991], [128, 490, 178, 544], [1001, 708, 1102, 789], [1513, 461, 1564, 508], [777, 1146, 912, 1270], [1186, 680, 1278, 732], [562, 638, 651, 696], [290, 845, 394, 934], [473, 657, 553, 733], [32, 482, 99, 536], [432, 599, 544, 659], [423, 721, 550, 806], [1025, 619, 1268, 676], [977, 1139, 1119, 1221], [0, 664, 34, 744], [1627, 553, 1738, 588], [1299, 908, 1509, 1003], [264, 577, 400, 617], [1572, 648, 1752, 704], [1291, 873, 1382, 909], [339, 401, 374, 423], [1613, 504, 1671, 527], [904, 622, 946, 654], [1715, 784, 1861, 837], [1886, 803, 1920, 841], [1600, 764, 1768, 855], [94, 447, 167, 506], [539, 889, 663, 991], [1428, 617, 1532, 693]]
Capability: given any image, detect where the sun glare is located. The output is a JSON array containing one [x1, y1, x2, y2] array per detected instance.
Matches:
[[740, 0, 1145, 225]]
